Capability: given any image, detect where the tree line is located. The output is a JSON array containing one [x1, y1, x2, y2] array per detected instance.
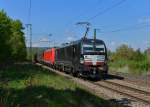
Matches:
[[0, 10, 26, 65], [109, 44, 150, 74]]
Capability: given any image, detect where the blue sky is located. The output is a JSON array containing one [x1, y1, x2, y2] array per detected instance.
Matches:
[[0, 0, 150, 51]]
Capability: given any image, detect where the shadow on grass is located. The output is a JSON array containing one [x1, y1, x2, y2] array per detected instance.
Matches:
[[0, 64, 56, 82], [0, 64, 127, 107], [0, 86, 126, 107]]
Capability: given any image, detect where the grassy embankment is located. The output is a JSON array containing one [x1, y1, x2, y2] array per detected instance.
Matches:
[[108, 44, 150, 75], [109, 59, 150, 75], [0, 64, 123, 107]]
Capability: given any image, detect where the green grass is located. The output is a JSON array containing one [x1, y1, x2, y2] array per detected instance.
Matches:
[[109, 60, 150, 75], [0, 64, 123, 107]]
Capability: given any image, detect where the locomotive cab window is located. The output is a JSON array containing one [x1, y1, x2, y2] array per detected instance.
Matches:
[[82, 44, 105, 53], [83, 44, 93, 52], [95, 45, 105, 52]]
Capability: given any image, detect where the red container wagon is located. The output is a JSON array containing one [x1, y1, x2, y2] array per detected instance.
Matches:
[[43, 48, 55, 66]]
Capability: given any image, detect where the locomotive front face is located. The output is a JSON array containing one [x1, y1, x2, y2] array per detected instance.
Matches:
[[78, 39, 108, 78], [80, 40, 106, 67]]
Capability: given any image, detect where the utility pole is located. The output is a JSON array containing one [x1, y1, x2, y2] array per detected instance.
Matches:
[[26, 24, 32, 60], [53, 39, 56, 47], [94, 28, 100, 40], [93, 28, 100, 50], [48, 34, 52, 48], [94, 29, 96, 40], [39, 34, 52, 49], [26, 0, 32, 60]]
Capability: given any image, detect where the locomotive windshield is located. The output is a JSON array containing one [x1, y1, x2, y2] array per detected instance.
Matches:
[[82, 43, 105, 53]]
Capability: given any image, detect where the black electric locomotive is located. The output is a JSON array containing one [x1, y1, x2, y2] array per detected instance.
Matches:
[[54, 37, 108, 79]]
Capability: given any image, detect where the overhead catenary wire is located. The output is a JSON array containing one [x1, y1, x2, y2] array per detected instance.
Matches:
[[63, 0, 127, 40], [84, 0, 150, 34], [64, 0, 105, 40], [28, 0, 32, 23], [65, 0, 127, 39], [99, 23, 150, 33], [87, 0, 127, 21]]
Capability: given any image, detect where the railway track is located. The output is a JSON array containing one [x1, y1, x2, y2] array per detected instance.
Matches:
[[36, 63, 150, 106], [100, 80, 150, 96], [93, 80, 150, 105]]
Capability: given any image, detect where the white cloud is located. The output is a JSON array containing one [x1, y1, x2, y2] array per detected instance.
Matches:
[[32, 43, 40, 47], [67, 36, 75, 41], [40, 37, 49, 42]]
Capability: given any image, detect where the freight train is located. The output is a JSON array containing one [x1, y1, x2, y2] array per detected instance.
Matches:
[[35, 37, 108, 79]]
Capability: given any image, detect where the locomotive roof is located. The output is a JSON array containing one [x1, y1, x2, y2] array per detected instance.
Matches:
[[58, 38, 105, 49], [81, 38, 104, 43]]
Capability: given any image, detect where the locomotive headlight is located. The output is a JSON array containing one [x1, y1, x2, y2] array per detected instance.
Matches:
[[80, 55, 84, 64], [80, 58, 84, 64], [80, 60, 84, 64]]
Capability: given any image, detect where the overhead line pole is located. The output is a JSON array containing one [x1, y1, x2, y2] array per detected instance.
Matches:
[[26, 0, 32, 60], [94, 28, 100, 40], [48, 34, 52, 48], [29, 24, 32, 57], [26, 24, 32, 60], [29, 0, 32, 59]]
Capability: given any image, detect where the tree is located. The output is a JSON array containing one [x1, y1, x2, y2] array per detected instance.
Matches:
[[9, 20, 26, 61], [0, 10, 12, 64], [144, 47, 150, 60], [115, 44, 134, 60], [145, 47, 150, 55], [132, 48, 145, 61], [0, 10, 26, 64]]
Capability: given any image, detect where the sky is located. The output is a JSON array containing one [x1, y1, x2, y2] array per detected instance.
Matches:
[[0, 0, 150, 51]]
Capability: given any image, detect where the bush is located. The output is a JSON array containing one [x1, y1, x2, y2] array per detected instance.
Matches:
[[109, 44, 150, 75], [129, 60, 150, 72]]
